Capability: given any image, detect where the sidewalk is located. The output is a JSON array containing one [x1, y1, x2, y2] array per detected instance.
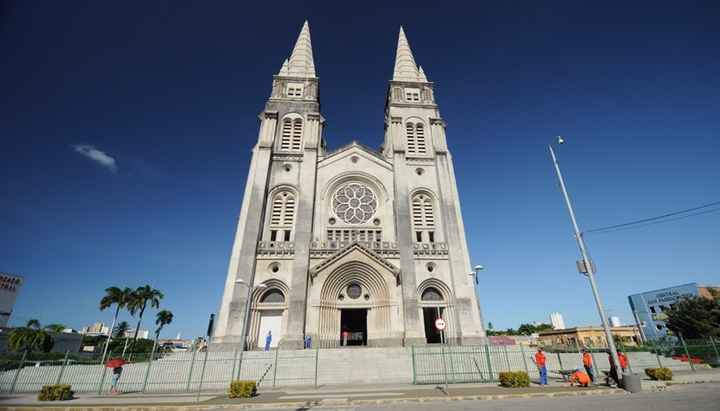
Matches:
[[0, 381, 624, 410]]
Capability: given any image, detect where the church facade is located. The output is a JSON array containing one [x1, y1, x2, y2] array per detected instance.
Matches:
[[213, 22, 486, 350]]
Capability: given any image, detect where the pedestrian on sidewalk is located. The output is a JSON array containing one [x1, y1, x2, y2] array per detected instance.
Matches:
[[618, 351, 629, 372], [582, 349, 595, 383], [111, 365, 123, 394], [607, 350, 620, 387], [264, 330, 272, 351], [534, 347, 548, 386]]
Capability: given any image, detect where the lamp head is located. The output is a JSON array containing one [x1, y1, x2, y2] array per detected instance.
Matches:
[[557, 136, 565, 145], [473, 264, 485, 272]]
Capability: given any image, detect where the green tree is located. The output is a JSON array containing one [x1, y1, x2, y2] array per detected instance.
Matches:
[[43, 324, 66, 333], [8, 327, 54, 353], [488, 322, 494, 330], [99, 286, 133, 359], [26, 319, 41, 329], [154, 310, 174, 341], [114, 321, 130, 338], [517, 323, 553, 335], [665, 291, 720, 339], [127, 285, 164, 342]]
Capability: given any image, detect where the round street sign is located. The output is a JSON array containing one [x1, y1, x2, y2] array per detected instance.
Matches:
[[435, 318, 446, 331]]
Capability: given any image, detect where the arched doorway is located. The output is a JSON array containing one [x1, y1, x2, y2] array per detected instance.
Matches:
[[317, 261, 394, 347], [247, 280, 289, 349], [418, 279, 454, 344]]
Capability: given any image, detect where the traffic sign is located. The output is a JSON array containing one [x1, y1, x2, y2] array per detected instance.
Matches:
[[435, 318, 446, 331]]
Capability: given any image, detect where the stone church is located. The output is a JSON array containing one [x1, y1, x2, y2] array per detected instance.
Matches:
[[213, 22, 486, 350]]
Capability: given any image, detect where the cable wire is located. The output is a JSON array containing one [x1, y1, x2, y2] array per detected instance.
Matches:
[[584, 200, 720, 235]]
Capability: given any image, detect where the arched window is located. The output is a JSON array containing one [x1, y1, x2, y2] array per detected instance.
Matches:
[[280, 117, 303, 151], [412, 193, 436, 243], [421, 287, 443, 301], [406, 122, 427, 155], [269, 191, 296, 241], [260, 289, 285, 303]]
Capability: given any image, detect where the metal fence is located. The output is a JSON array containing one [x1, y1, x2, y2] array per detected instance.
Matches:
[[2, 337, 718, 394], [0, 349, 318, 394], [411, 337, 720, 385]]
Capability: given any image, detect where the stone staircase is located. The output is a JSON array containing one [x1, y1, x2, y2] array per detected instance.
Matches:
[[315, 347, 412, 385]]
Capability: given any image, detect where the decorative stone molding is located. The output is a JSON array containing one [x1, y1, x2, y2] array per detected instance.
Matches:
[[412, 242, 450, 257], [256, 241, 296, 257], [309, 242, 401, 283], [272, 153, 304, 162]]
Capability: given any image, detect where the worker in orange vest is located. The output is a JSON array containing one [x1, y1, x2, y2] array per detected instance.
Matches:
[[618, 351, 629, 372], [582, 349, 594, 382], [569, 369, 591, 387], [534, 347, 547, 386]]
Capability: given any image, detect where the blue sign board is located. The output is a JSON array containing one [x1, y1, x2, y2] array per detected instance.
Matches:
[[628, 283, 699, 341]]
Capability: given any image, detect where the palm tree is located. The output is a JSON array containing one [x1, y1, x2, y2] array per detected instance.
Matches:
[[128, 285, 164, 343], [154, 310, 173, 341], [99, 286, 133, 362], [26, 319, 41, 329], [43, 324, 66, 333], [8, 327, 54, 353], [152, 310, 173, 354]]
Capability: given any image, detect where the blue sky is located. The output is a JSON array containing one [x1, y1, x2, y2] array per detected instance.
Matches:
[[2, 1, 719, 338]]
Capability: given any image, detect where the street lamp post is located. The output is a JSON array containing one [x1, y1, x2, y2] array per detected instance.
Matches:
[[549, 137, 622, 382], [470, 265, 487, 336], [236, 280, 266, 351]]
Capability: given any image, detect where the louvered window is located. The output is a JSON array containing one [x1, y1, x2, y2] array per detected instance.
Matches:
[[269, 191, 295, 241], [406, 122, 427, 155], [406, 123, 416, 154], [415, 124, 427, 154], [279, 117, 303, 152], [412, 193, 436, 243]]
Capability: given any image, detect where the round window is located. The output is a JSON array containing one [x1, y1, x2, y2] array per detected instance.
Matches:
[[332, 183, 377, 224], [347, 283, 362, 299]]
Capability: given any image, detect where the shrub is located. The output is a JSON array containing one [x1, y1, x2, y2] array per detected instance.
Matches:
[[499, 371, 531, 388], [228, 380, 257, 398], [645, 367, 673, 381], [37, 384, 73, 401]]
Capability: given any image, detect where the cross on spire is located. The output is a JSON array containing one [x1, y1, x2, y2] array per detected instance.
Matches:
[[278, 20, 316, 78]]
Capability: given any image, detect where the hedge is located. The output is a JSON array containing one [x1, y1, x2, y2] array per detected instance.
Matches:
[[499, 371, 531, 388], [645, 367, 673, 381], [38, 384, 74, 401], [228, 380, 257, 398]]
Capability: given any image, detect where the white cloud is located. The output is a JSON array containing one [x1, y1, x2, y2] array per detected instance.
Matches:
[[72, 144, 118, 172]]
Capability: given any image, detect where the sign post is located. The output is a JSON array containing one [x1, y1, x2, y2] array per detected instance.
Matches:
[[435, 313, 448, 394]]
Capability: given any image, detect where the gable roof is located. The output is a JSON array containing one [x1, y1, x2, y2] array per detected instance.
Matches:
[[309, 242, 400, 284]]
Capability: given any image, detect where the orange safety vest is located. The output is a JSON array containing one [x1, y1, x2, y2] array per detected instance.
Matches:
[[535, 352, 546, 367], [571, 370, 590, 386], [582, 352, 593, 367], [618, 353, 628, 369]]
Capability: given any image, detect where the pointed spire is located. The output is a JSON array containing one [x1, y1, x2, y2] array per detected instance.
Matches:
[[393, 27, 425, 82], [278, 20, 316, 78]]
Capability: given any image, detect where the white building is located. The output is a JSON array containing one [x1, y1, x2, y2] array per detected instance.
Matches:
[[81, 322, 110, 336], [123, 329, 150, 339], [609, 316, 622, 327], [0, 273, 23, 328], [550, 312, 566, 330], [213, 23, 486, 350]]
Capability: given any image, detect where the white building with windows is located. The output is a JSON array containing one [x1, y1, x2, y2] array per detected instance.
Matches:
[[213, 22, 486, 350]]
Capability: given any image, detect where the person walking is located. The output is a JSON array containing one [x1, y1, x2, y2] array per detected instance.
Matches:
[[110, 365, 123, 394], [582, 349, 594, 383], [534, 347, 548, 386], [264, 330, 272, 352]]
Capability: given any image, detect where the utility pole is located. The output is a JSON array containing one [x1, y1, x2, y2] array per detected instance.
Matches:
[[549, 138, 622, 382]]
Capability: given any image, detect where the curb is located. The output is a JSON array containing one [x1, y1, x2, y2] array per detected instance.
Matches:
[[0, 388, 627, 410]]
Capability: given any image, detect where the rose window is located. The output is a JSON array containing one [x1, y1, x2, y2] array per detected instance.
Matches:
[[332, 183, 377, 224]]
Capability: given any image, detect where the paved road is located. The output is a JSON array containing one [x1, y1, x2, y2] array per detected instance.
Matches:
[[242, 383, 720, 411]]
